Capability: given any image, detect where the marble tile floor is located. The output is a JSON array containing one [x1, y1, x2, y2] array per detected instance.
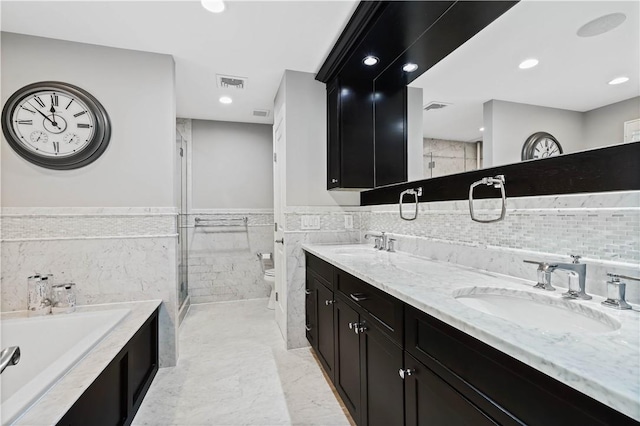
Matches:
[[133, 298, 352, 426]]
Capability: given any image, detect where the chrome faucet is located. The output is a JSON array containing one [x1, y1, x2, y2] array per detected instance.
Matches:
[[555, 255, 591, 300], [523, 260, 558, 291], [364, 232, 393, 251], [0, 346, 21, 374]]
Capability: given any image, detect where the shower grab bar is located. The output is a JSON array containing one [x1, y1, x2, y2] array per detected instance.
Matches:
[[468, 175, 507, 223], [399, 187, 422, 221]]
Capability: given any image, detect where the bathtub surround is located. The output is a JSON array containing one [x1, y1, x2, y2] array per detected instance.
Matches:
[[187, 211, 275, 303], [1, 300, 161, 425], [0, 208, 179, 367]]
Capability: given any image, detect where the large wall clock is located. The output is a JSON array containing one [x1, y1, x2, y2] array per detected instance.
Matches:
[[521, 131, 563, 161], [1, 81, 111, 170]]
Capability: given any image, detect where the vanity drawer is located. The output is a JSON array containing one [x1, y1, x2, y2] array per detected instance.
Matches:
[[335, 270, 403, 345], [405, 306, 637, 426], [306, 253, 334, 288]]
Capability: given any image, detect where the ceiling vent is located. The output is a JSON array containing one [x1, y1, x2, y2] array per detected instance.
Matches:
[[252, 109, 270, 118], [216, 74, 248, 90], [423, 101, 451, 111]]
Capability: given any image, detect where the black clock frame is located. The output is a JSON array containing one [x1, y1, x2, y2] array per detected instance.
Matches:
[[521, 131, 563, 161], [2, 81, 111, 170]]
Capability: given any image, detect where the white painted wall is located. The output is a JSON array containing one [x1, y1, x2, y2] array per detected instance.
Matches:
[[191, 120, 273, 209], [281, 70, 359, 207], [583, 97, 640, 150], [483, 99, 583, 167], [1, 32, 176, 207], [406, 87, 424, 181]]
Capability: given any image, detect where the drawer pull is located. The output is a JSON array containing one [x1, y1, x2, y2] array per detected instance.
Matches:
[[305, 324, 312, 332], [350, 293, 368, 302], [325, 299, 335, 306]]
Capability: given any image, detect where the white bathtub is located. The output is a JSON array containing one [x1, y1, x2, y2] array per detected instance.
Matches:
[[0, 309, 130, 425]]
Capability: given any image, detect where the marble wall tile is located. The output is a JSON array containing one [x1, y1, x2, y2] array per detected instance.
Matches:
[[186, 212, 274, 304], [283, 229, 360, 349], [1, 236, 179, 366]]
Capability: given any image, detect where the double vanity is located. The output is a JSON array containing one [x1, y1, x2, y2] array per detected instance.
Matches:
[[303, 243, 640, 425]]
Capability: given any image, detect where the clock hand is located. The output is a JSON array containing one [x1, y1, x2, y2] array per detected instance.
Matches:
[[29, 102, 60, 128], [50, 104, 57, 124]]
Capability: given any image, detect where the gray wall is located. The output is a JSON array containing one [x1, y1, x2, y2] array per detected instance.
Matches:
[[281, 70, 359, 207], [191, 120, 273, 209], [583, 97, 640, 149], [483, 99, 583, 167], [1, 32, 176, 207]]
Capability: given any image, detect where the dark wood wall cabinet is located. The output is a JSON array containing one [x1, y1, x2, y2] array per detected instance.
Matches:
[[57, 309, 159, 426], [304, 252, 639, 426], [318, 1, 516, 190]]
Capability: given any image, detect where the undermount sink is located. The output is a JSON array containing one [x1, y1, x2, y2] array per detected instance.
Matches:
[[331, 246, 380, 256], [454, 287, 621, 333]]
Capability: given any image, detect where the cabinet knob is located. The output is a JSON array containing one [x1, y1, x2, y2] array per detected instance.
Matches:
[[399, 368, 414, 379], [331, 178, 338, 183], [305, 289, 311, 295], [325, 299, 335, 306], [357, 325, 367, 334], [348, 322, 356, 330]]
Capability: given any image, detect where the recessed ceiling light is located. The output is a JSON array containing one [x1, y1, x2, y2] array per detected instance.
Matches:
[[519, 59, 539, 70], [608, 77, 629, 85], [201, 0, 225, 13], [479, 127, 485, 132], [363, 56, 379, 66], [219, 96, 232, 104], [577, 13, 626, 38], [402, 63, 419, 72]]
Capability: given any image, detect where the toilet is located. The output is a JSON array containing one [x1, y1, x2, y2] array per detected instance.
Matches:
[[257, 253, 276, 310]]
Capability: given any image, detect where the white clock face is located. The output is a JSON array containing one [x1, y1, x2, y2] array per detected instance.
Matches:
[[531, 137, 561, 159], [10, 90, 96, 158]]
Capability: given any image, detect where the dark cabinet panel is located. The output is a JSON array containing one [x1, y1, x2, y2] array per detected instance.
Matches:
[[327, 77, 375, 190], [335, 270, 403, 344], [360, 315, 404, 426], [306, 253, 334, 287], [373, 85, 407, 187], [57, 309, 158, 426], [316, 279, 335, 379], [334, 295, 362, 422], [305, 273, 317, 347], [404, 352, 497, 426]]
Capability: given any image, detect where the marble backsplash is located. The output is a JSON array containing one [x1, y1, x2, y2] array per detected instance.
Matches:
[[361, 191, 640, 303], [0, 207, 179, 367], [187, 211, 274, 304]]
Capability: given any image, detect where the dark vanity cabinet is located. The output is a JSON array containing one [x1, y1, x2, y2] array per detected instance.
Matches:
[[304, 252, 640, 426], [58, 309, 159, 426], [306, 253, 404, 425]]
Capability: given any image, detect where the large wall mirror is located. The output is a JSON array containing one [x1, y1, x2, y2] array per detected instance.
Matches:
[[402, 0, 639, 180]]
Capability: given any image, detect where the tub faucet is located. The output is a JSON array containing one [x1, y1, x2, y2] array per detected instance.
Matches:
[[0, 346, 21, 374], [555, 255, 591, 300]]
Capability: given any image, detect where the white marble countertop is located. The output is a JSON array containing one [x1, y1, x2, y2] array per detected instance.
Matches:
[[302, 243, 640, 421], [3, 299, 161, 425]]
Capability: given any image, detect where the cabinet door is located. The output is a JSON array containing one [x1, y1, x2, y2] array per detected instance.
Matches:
[[315, 280, 335, 379], [305, 272, 317, 347], [360, 318, 404, 426], [404, 352, 497, 426], [327, 78, 341, 189], [334, 296, 362, 423]]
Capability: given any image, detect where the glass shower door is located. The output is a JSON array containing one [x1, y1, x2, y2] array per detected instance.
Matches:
[[177, 131, 189, 308]]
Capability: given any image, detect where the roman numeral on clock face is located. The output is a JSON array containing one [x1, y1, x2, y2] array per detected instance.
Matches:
[[18, 120, 33, 125], [51, 94, 58, 107], [74, 111, 87, 118], [34, 96, 45, 108], [77, 123, 90, 129]]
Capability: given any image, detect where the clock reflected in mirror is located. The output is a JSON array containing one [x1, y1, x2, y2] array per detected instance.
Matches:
[[1, 81, 111, 170], [521, 131, 563, 161]]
